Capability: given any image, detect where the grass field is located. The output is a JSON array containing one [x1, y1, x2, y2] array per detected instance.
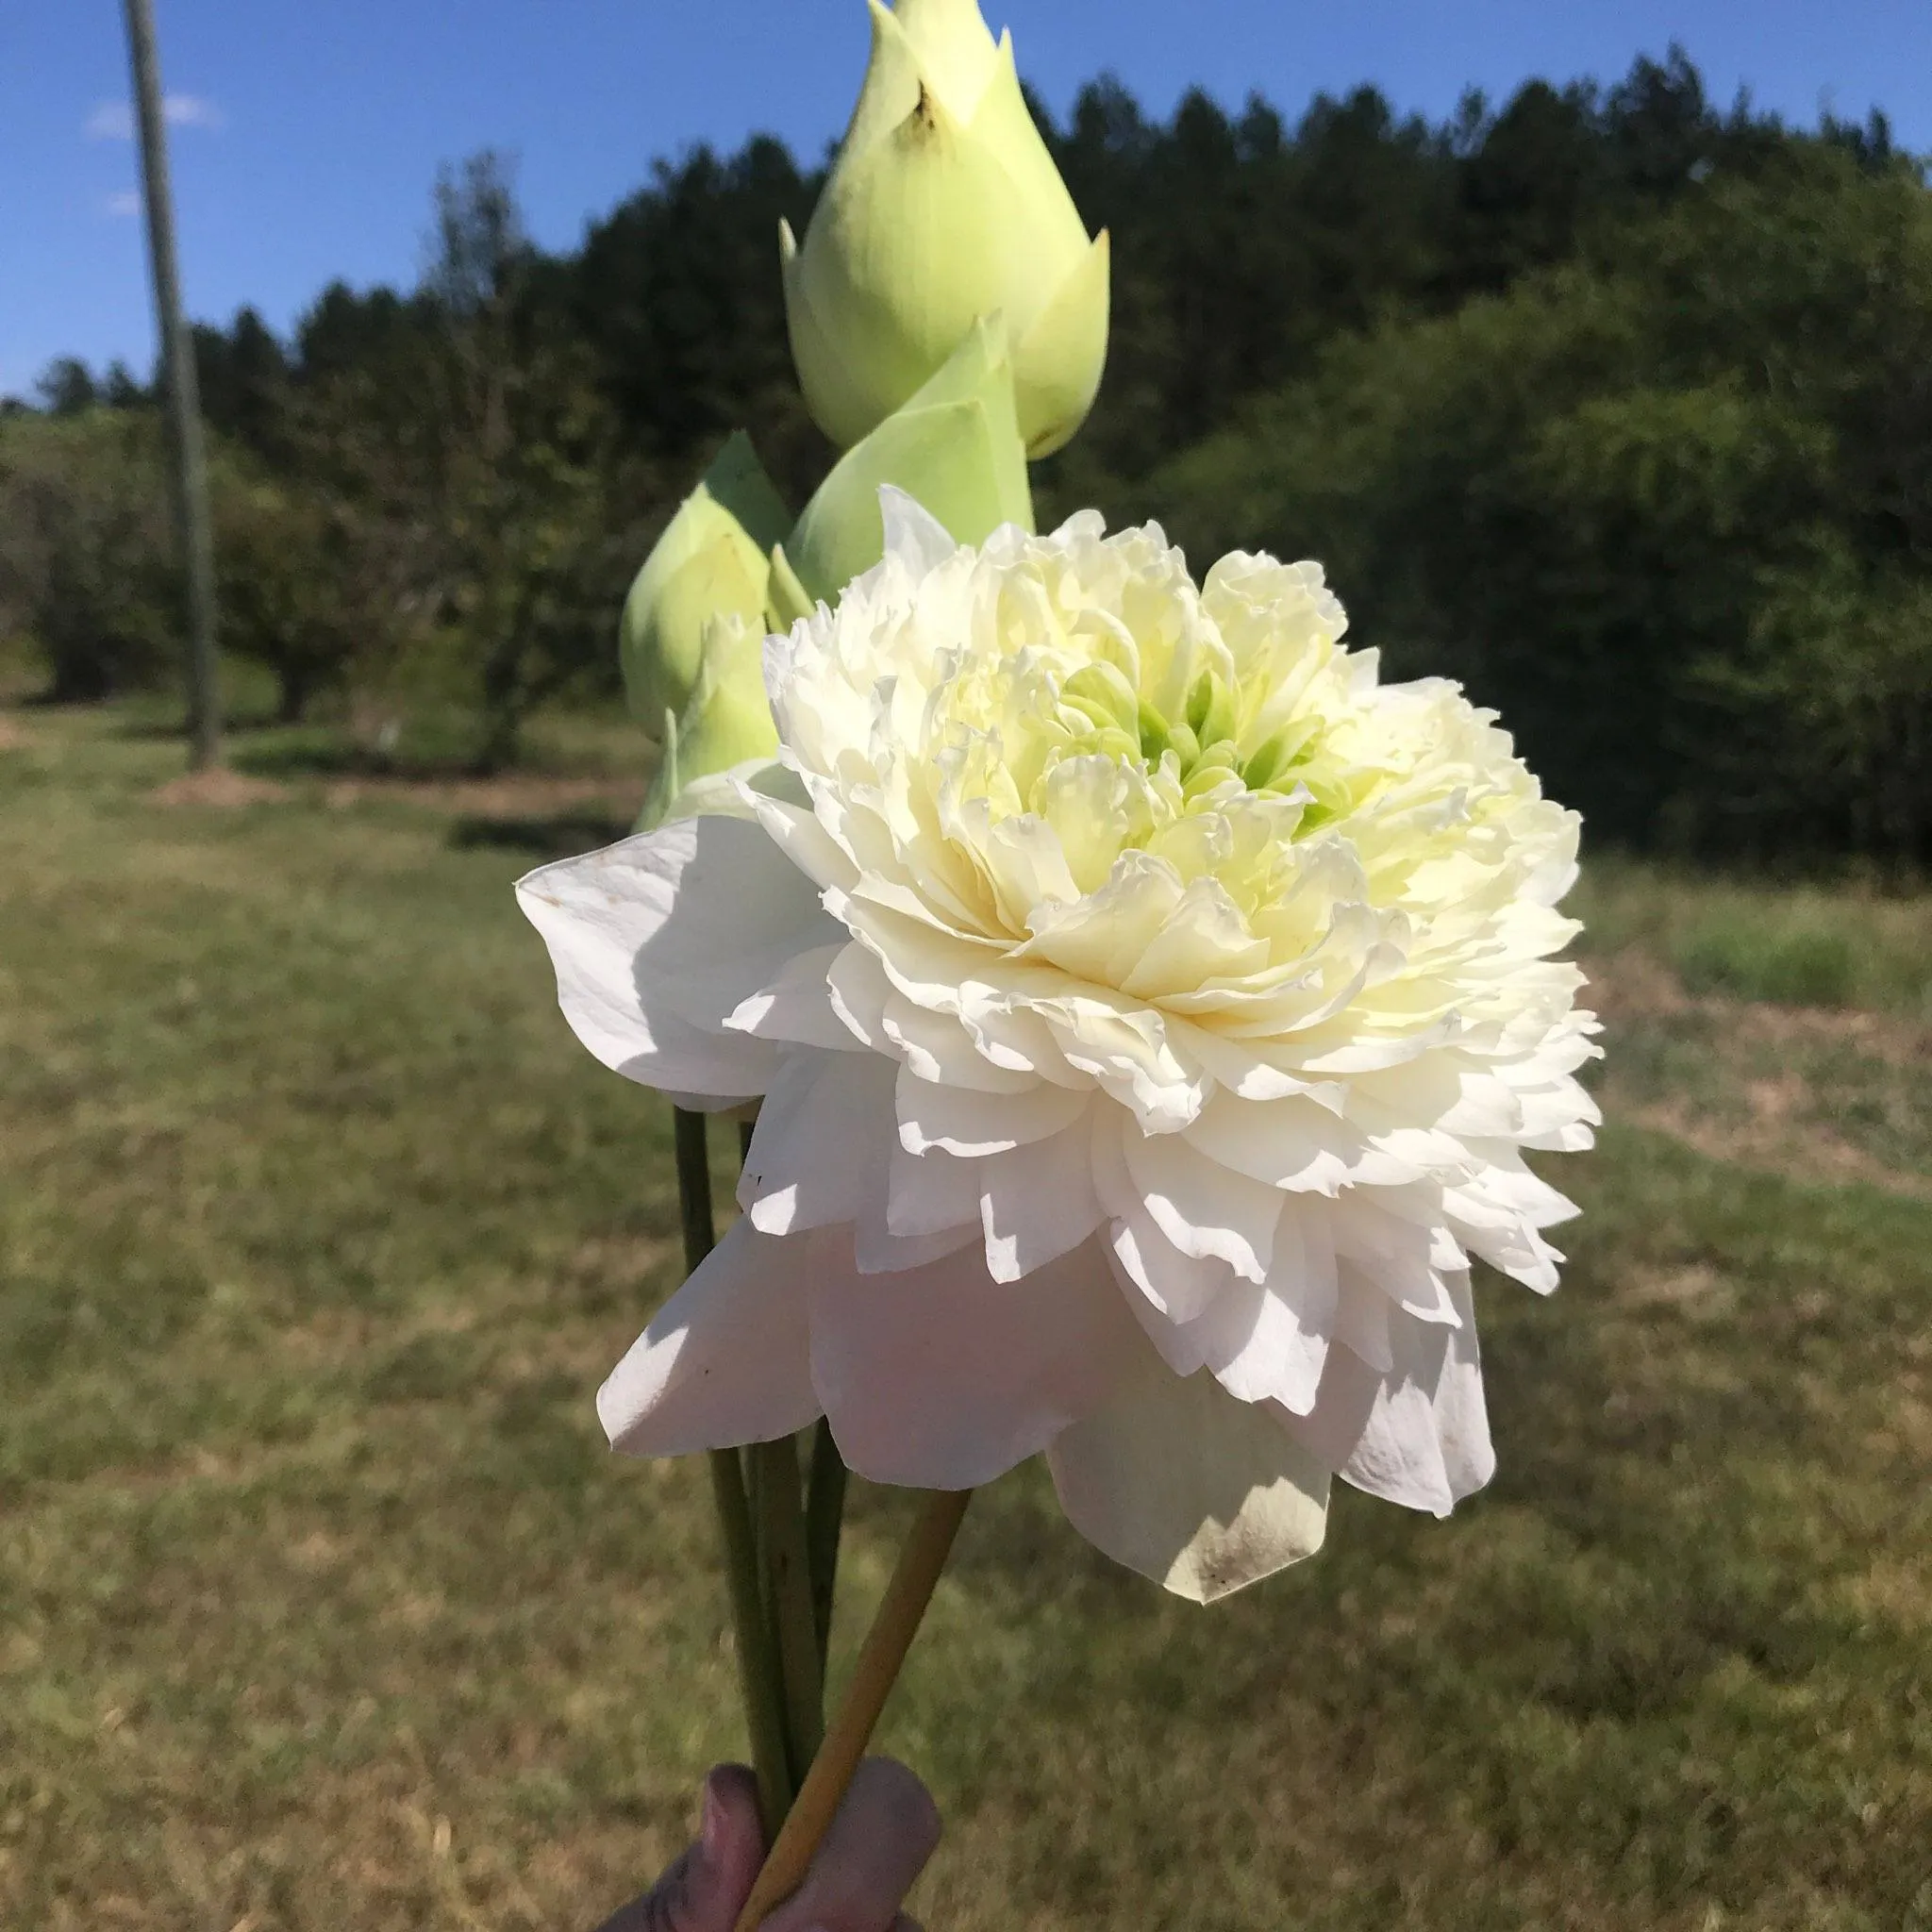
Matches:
[[2, 702, 1927, 1932]]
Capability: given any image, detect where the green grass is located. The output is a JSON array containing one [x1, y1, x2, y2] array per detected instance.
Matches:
[[3, 706, 1928, 1931], [1574, 858, 1932, 1020], [1674, 921, 1860, 1009]]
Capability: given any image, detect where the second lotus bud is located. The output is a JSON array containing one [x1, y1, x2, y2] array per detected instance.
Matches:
[[619, 432, 790, 739], [637, 609, 780, 829]]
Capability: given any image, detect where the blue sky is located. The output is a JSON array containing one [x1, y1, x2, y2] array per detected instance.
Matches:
[[4, 1, 1927, 402]]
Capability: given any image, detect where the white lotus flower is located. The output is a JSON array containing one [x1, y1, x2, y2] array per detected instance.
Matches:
[[518, 493, 1599, 1601]]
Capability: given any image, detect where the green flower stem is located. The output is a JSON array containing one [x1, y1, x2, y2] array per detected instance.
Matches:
[[752, 1433, 825, 1786], [674, 1107, 793, 1836], [805, 1418, 849, 1669], [708, 1446, 793, 1834]]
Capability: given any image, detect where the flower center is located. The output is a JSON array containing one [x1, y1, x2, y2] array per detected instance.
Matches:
[[1057, 660, 1335, 808]]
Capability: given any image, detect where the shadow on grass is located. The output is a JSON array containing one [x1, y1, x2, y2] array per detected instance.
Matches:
[[447, 810, 634, 858], [232, 731, 486, 783], [108, 705, 287, 739]]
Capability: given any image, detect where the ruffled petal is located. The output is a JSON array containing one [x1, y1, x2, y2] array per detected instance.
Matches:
[[895, 1064, 1091, 1156], [974, 1111, 1104, 1282], [1048, 1363, 1330, 1601], [884, 1140, 982, 1239], [1185, 1090, 1424, 1195], [741, 1051, 897, 1235], [1122, 1119, 1281, 1284], [1104, 1197, 1338, 1412], [1105, 1208, 1233, 1325], [597, 1218, 821, 1454], [725, 943, 867, 1052], [809, 1233, 1141, 1488], [1191, 1206, 1339, 1413], [878, 485, 959, 576], [1278, 1271, 1493, 1515], [516, 815, 832, 1103]]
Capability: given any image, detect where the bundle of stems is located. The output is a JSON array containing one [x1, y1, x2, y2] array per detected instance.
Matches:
[[672, 1109, 969, 1929], [675, 1110, 849, 1828]]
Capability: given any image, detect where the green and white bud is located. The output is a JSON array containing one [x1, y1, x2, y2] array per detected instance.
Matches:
[[776, 315, 1034, 612], [780, 0, 1109, 459], [618, 432, 790, 738], [637, 609, 781, 829]]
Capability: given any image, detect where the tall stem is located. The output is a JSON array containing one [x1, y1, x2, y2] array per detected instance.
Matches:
[[752, 1434, 824, 1784], [674, 1107, 792, 1834], [708, 1448, 792, 1832], [733, 1489, 972, 1932]]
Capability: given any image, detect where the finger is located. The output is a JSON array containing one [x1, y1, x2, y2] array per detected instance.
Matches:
[[594, 1765, 767, 1932], [760, 1757, 941, 1932]]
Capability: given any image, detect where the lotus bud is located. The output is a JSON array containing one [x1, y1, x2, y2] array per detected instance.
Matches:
[[779, 0, 1109, 458], [637, 610, 781, 830], [619, 432, 790, 738], [778, 315, 1033, 610]]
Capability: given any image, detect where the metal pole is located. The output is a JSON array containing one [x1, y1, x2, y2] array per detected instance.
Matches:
[[123, 0, 221, 769]]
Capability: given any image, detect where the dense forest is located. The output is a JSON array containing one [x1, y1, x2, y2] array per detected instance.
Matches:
[[3, 50, 1927, 860]]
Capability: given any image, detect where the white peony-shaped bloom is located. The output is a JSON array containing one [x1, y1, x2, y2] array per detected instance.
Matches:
[[518, 493, 1599, 1601]]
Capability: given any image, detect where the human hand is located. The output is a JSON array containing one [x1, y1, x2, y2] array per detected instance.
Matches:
[[593, 1757, 941, 1932]]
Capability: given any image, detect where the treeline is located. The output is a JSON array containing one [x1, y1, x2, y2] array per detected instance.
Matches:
[[2, 52, 1926, 857]]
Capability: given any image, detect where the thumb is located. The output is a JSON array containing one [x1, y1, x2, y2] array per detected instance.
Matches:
[[759, 1757, 941, 1932], [595, 1765, 767, 1932]]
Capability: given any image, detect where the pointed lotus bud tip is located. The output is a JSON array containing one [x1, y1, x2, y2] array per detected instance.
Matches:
[[782, 0, 1108, 456], [766, 542, 817, 633]]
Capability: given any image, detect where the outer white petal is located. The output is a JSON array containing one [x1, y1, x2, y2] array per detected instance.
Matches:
[[974, 1111, 1104, 1282], [741, 1051, 897, 1235], [598, 1218, 820, 1454], [1092, 1115, 1225, 1324], [808, 1233, 1142, 1488], [851, 1206, 980, 1275], [745, 786, 863, 898], [1048, 1362, 1330, 1602], [1279, 1272, 1493, 1515], [516, 816, 829, 1103]]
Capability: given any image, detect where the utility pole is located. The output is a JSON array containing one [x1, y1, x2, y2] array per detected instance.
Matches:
[[123, 0, 221, 769]]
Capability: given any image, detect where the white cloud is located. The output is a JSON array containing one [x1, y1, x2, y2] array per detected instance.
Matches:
[[104, 191, 142, 219], [85, 94, 224, 141]]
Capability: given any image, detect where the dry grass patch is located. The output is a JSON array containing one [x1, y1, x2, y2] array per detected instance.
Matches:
[[1587, 940, 1932, 1197]]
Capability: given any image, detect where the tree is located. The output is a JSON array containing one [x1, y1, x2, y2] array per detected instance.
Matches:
[[1144, 136, 1932, 860], [194, 307, 289, 454], [0, 411, 178, 699], [36, 358, 99, 416], [215, 473, 408, 724], [102, 360, 147, 408]]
